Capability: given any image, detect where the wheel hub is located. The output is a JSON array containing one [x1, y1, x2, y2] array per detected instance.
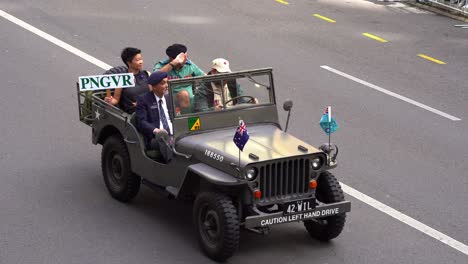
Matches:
[[200, 208, 220, 245], [110, 154, 124, 181]]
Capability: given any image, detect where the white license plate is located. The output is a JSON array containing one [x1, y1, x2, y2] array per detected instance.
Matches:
[[284, 198, 316, 215]]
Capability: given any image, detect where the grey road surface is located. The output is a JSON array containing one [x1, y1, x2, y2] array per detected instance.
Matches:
[[1, 0, 467, 263]]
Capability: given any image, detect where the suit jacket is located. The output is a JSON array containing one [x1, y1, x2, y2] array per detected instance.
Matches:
[[136, 91, 173, 147]]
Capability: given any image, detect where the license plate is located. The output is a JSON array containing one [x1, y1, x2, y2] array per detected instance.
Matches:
[[284, 198, 316, 215]]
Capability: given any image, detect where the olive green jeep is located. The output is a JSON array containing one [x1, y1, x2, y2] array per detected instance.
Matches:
[[77, 68, 350, 262]]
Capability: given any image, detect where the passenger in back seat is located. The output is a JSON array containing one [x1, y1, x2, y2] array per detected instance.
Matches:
[[136, 71, 174, 163], [104, 47, 150, 114]]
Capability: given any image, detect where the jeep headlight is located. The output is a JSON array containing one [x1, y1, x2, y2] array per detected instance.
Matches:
[[319, 143, 338, 163], [245, 167, 258, 180], [310, 157, 323, 170]]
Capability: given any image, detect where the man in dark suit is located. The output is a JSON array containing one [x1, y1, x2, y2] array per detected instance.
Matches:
[[136, 71, 173, 163]]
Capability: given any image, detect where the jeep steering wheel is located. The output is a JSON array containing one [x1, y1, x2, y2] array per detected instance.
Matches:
[[225, 95, 256, 105]]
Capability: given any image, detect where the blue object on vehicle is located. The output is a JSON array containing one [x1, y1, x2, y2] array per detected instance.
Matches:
[[319, 107, 339, 135]]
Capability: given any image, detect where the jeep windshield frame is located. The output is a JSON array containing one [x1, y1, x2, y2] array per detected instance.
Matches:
[[168, 68, 280, 138]]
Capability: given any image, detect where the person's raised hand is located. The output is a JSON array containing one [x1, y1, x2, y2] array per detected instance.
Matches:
[[173, 52, 186, 66]]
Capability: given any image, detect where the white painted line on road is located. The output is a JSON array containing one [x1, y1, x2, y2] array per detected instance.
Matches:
[[2, 8, 466, 257], [341, 182, 468, 256], [0, 9, 112, 71], [320, 65, 461, 121]]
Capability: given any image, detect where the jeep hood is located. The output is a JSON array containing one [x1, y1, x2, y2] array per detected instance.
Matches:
[[176, 124, 321, 165]]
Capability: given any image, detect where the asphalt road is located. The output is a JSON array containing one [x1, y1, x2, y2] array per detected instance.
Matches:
[[1, 0, 467, 263]]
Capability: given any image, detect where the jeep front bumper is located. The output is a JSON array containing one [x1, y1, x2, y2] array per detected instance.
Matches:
[[244, 201, 351, 228]]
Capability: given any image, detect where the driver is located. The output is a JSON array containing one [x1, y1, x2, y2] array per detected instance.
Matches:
[[193, 58, 245, 112]]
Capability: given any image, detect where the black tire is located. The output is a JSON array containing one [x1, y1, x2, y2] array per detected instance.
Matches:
[[193, 192, 240, 262], [101, 135, 140, 202], [304, 171, 346, 241]]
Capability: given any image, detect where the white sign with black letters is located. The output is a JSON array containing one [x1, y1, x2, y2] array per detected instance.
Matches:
[[78, 73, 135, 91], [260, 207, 341, 226]]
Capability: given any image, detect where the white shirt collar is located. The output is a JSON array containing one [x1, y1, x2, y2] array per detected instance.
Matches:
[[154, 93, 165, 103]]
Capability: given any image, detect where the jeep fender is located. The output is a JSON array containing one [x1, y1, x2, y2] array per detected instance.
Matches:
[[187, 163, 242, 186], [93, 125, 121, 145], [177, 163, 248, 198]]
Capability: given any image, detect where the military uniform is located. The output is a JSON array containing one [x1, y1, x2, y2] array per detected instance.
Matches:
[[153, 59, 204, 99]]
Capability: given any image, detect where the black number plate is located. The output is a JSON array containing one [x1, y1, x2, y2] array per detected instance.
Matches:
[[283, 198, 316, 215]]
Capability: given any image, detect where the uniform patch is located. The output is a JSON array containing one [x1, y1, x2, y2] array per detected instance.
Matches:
[[188, 117, 201, 131]]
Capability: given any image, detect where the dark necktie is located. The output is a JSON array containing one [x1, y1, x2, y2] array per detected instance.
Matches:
[[158, 99, 171, 134]]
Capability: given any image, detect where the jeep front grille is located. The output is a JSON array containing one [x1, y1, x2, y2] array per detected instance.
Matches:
[[258, 158, 310, 203]]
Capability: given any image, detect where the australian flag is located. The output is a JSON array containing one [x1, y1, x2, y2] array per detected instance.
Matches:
[[233, 120, 250, 151], [319, 106, 339, 135]]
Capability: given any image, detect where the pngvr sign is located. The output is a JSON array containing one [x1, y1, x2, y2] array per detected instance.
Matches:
[[78, 73, 135, 91]]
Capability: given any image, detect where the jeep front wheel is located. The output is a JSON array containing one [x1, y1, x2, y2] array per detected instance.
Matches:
[[193, 192, 240, 262], [304, 171, 346, 241], [101, 135, 140, 202]]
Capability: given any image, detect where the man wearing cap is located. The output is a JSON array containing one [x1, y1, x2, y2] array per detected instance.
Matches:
[[193, 58, 245, 112], [153, 44, 205, 100], [136, 71, 174, 163]]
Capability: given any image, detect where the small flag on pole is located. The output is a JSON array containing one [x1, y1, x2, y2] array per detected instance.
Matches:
[[319, 106, 339, 135], [233, 120, 250, 151]]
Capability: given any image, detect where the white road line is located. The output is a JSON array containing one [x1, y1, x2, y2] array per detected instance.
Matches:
[[320, 65, 461, 121], [1, 8, 467, 257], [341, 183, 468, 256], [0, 9, 112, 71]]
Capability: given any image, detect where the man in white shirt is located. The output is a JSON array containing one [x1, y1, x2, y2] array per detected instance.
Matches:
[[136, 71, 174, 162]]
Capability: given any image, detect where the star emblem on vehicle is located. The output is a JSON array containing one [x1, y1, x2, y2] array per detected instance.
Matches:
[[95, 109, 101, 120]]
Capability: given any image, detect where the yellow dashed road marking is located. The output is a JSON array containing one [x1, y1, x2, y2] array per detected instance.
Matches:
[[276, 0, 289, 5], [313, 14, 336, 23], [418, 54, 446, 65], [362, 33, 388, 43]]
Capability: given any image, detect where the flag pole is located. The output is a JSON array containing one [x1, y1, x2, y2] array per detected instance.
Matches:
[[328, 106, 331, 165], [239, 149, 241, 178], [238, 117, 241, 178]]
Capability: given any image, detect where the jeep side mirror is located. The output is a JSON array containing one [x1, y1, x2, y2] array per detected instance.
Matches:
[[283, 99, 293, 132], [283, 100, 293, 111]]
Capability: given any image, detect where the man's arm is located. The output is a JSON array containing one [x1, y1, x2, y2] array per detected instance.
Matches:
[[104, 88, 122, 105], [135, 96, 157, 138], [154, 53, 186, 72], [156, 62, 175, 73]]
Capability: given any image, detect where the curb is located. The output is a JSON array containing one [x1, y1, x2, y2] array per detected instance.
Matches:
[[407, 1, 468, 22]]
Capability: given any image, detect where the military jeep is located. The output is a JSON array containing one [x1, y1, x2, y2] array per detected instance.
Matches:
[[77, 68, 351, 262]]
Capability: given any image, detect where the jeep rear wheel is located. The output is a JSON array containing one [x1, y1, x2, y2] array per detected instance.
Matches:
[[304, 171, 346, 241], [193, 192, 240, 262], [101, 135, 140, 202]]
